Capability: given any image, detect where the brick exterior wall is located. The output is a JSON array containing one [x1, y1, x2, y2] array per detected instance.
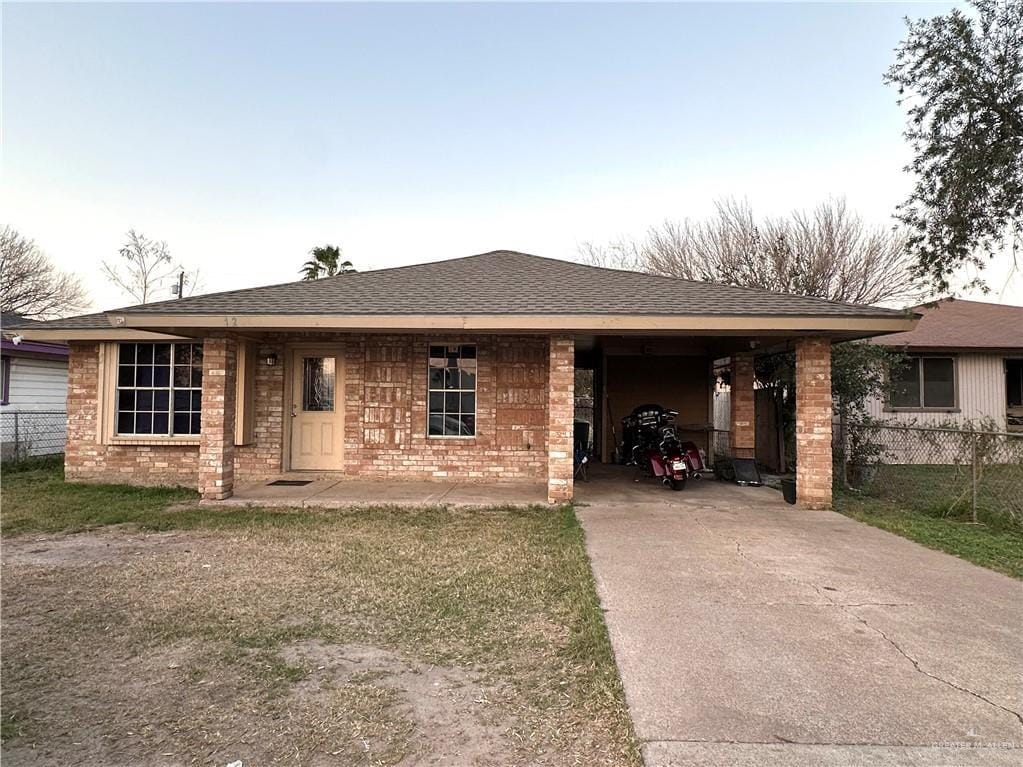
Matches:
[[65, 343, 200, 487], [65, 333, 565, 494], [730, 351, 756, 459], [546, 336, 575, 503], [198, 336, 237, 500], [795, 337, 832, 509]]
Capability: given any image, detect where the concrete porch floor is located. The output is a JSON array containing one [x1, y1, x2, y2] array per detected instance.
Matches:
[[212, 475, 549, 508]]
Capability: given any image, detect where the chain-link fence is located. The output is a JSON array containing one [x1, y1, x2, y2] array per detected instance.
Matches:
[[1, 410, 67, 461], [836, 422, 1023, 527]]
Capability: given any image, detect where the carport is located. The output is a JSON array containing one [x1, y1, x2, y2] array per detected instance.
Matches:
[[573, 326, 877, 509]]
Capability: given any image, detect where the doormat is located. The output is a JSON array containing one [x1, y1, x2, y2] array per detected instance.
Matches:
[[267, 479, 313, 487]]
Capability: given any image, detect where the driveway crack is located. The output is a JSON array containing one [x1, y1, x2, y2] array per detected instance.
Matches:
[[847, 608, 1023, 728], [693, 510, 1023, 730]]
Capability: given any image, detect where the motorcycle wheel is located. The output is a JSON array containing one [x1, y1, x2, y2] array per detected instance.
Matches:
[[668, 475, 686, 491]]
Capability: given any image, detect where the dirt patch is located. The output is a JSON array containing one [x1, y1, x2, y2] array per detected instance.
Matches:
[[283, 640, 515, 766], [1, 529, 196, 568], [1, 509, 637, 766]]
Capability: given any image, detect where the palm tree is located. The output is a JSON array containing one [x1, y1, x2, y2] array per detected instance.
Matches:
[[300, 245, 355, 280]]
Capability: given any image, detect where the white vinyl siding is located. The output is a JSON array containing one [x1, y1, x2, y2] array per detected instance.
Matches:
[[866, 352, 1008, 429], [2, 356, 68, 411]]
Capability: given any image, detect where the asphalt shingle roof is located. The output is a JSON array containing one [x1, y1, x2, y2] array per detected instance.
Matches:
[[872, 299, 1022, 349], [106, 251, 906, 319], [15, 312, 115, 330]]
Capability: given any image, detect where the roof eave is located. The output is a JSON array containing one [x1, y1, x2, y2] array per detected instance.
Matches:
[[108, 312, 918, 335]]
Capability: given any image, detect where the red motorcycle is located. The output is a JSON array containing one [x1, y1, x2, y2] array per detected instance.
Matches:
[[625, 405, 693, 491]]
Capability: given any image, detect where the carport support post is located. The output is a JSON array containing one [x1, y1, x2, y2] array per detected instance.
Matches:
[[795, 337, 832, 509], [730, 352, 756, 459], [199, 334, 238, 501], [547, 335, 575, 503]]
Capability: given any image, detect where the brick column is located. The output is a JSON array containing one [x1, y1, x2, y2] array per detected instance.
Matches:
[[199, 335, 237, 500], [547, 335, 575, 504], [730, 351, 755, 459], [795, 337, 832, 509]]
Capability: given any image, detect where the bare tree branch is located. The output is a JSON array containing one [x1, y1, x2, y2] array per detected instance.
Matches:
[[580, 198, 927, 306], [0, 226, 90, 319], [102, 230, 199, 304]]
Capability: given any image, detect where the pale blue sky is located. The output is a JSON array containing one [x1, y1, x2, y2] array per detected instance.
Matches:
[[4, 1, 1017, 308]]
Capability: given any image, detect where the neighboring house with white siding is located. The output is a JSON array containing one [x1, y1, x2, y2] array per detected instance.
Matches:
[[1, 313, 69, 458], [867, 300, 1023, 433]]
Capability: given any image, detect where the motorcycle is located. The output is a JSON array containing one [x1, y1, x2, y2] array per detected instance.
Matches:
[[624, 404, 692, 491]]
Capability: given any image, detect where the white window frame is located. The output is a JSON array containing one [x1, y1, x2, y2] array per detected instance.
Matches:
[[886, 355, 959, 412], [427, 342, 477, 438], [113, 341, 204, 438]]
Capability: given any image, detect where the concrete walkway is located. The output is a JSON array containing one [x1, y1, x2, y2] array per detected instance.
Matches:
[[577, 482, 1023, 766], [217, 476, 548, 508]]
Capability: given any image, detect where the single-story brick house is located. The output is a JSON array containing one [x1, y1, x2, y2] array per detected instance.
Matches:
[[22, 251, 917, 508]]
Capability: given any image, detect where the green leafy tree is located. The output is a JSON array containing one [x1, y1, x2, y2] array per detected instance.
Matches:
[[886, 0, 1023, 294], [301, 245, 355, 280], [754, 343, 904, 474]]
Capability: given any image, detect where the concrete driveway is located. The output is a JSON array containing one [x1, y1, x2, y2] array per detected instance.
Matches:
[[577, 481, 1023, 766]]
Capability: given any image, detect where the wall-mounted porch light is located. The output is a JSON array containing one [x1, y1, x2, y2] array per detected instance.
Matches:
[[264, 352, 279, 367]]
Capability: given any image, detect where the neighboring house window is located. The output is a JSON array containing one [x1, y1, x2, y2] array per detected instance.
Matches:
[[116, 342, 203, 436], [889, 356, 956, 409], [428, 344, 476, 436], [1, 357, 10, 405], [1007, 360, 1023, 409]]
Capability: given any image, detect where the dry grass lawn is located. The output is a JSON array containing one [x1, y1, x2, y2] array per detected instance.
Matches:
[[1, 462, 638, 766]]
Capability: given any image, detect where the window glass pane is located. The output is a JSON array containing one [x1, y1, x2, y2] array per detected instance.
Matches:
[[428, 414, 444, 436], [174, 366, 191, 387], [174, 413, 191, 435], [117, 412, 134, 434], [136, 367, 153, 387], [460, 415, 476, 435], [302, 357, 335, 411], [429, 391, 443, 411], [118, 366, 135, 387], [444, 369, 460, 389], [890, 359, 921, 408], [429, 368, 445, 389], [443, 416, 464, 436], [445, 392, 460, 412], [137, 390, 153, 411], [190, 413, 202, 434], [153, 413, 169, 434], [191, 391, 202, 411], [154, 365, 170, 387], [119, 344, 136, 364], [461, 392, 475, 413], [459, 370, 476, 390], [191, 367, 203, 388], [1006, 361, 1023, 408], [191, 345, 203, 365], [135, 412, 153, 434], [429, 346, 445, 359], [154, 344, 171, 365], [137, 344, 154, 364], [922, 358, 955, 408], [154, 390, 170, 411], [176, 344, 192, 366], [460, 345, 476, 360]]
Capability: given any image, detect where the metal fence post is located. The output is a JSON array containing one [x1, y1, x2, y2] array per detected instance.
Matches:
[[13, 412, 19, 457], [971, 430, 978, 524]]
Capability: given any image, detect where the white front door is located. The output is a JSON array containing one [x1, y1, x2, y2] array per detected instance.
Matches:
[[290, 348, 344, 470]]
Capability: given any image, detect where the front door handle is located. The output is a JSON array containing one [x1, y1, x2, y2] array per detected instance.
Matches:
[[292, 405, 298, 418]]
